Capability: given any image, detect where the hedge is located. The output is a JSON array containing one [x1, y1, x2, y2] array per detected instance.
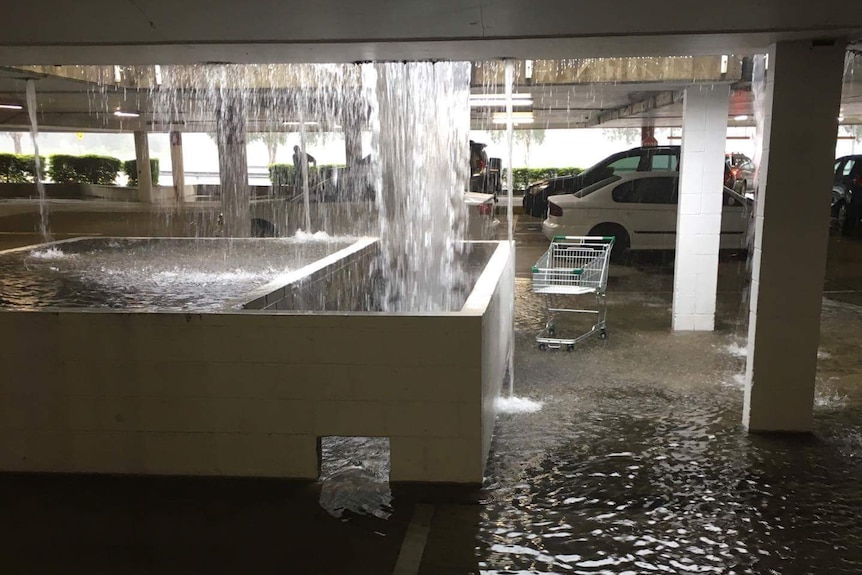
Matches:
[[123, 159, 160, 186], [48, 154, 122, 185], [269, 163, 345, 187], [503, 167, 583, 191], [0, 153, 45, 183], [268, 163, 582, 192]]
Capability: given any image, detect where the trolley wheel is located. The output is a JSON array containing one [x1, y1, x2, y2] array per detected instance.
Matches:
[[538, 343, 547, 351], [566, 344, 575, 352], [548, 326, 556, 337], [599, 329, 608, 340]]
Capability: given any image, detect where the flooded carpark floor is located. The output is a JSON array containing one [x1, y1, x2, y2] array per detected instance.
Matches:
[[2, 214, 862, 574]]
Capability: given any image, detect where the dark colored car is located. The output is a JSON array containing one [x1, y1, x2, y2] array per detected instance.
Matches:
[[523, 146, 681, 218], [726, 153, 756, 193], [832, 155, 862, 233], [469, 140, 501, 195]]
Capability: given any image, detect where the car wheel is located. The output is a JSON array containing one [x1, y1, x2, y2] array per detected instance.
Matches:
[[589, 224, 629, 263]]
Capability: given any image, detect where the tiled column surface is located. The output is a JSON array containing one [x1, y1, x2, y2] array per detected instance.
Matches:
[[133, 131, 154, 203], [744, 41, 846, 432], [672, 84, 730, 331]]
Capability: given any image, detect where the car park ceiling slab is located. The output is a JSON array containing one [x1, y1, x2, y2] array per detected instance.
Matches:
[[0, 0, 861, 64], [0, 56, 860, 133]]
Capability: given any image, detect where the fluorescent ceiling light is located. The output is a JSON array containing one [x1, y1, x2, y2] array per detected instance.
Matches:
[[114, 110, 140, 118], [733, 115, 749, 121], [491, 111, 534, 125], [282, 121, 319, 126], [0, 103, 24, 110], [470, 93, 533, 108]]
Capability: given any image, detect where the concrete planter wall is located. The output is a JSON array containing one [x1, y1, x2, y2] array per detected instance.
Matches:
[[0, 240, 512, 484]]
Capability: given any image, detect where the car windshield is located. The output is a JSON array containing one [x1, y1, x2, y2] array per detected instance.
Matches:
[[574, 176, 620, 198]]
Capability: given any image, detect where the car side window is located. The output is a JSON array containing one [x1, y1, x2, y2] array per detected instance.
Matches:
[[611, 181, 635, 202], [611, 178, 678, 204], [843, 160, 856, 176], [606, 156, 641, 174], [637, 177, 678, 204], [651, 153, 678, 171]]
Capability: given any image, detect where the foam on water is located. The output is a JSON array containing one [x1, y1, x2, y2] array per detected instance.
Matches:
[[28, 247, 73, 260], [496, 396, 544, 414], [723, 343, 748, 357], [293, 230, 334, 242]]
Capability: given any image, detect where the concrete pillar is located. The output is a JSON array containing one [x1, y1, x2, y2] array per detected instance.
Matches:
[[133, 131, 154, 203], [216, 93, 251, 237], [672, 84, 730, 331], [169, 130, 185, 203], [743, 40, 846, 432]]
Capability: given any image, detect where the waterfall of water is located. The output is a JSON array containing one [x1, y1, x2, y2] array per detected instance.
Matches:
[[25, 80, 50, 242], [366, 61, 471, 312], [504, 60, 516, 397]]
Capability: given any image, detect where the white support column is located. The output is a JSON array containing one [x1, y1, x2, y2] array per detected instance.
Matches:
[[744, 40, 846, 432], [216, 93, 251, 238], [133, 131, 154, 203], [672, 84, 730, 331], [169, 130, 185, 204]]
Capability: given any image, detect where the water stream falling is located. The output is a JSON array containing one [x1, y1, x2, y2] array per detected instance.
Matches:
[[25, 79, 50, 242]]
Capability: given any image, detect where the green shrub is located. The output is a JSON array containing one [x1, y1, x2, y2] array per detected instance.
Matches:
[[503, 167, 583, 191], [48, 154, 121, 185], [123, 159, 160, 186], [269, 163, 296, 187], [0, 153, 45, 183]]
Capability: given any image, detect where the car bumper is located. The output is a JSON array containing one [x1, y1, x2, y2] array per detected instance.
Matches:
[[541, 219, 592, 241]]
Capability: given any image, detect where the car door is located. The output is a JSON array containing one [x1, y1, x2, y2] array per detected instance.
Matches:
[[720, 187, 751, 249], [612, 175, 679, 249]]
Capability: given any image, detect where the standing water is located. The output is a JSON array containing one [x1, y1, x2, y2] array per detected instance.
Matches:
[[25, 79, 50, 242]]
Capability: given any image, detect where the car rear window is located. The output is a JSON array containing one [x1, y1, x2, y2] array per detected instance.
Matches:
[[574, 176, 620, 198]]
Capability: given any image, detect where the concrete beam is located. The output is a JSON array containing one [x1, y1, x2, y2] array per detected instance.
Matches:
[[584, 90, 683, 128]]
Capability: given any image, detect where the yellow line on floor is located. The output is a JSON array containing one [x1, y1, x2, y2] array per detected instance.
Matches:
[[393, 503, 435, 575]]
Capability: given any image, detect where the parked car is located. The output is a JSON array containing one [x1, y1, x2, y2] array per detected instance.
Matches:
[[524, 145, 734, 219], [832, 155, 862, 232], [524, 146, 681, 218], [542, 172, 751, 260], [726, 153, 756, 193]]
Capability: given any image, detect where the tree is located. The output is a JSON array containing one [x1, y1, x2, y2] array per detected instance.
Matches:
[[602, 127, 641, 145], [5, 132, 23, 154], [488, 129, 547, 165], [247, 131, 288, 166], [840, 125, 862, 142]]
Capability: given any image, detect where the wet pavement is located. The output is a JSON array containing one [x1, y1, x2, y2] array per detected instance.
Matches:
[[2, 211, 862, 574]]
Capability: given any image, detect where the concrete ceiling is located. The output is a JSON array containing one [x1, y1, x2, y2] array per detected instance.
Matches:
[[1, 0, 861, 64], [0, 55, 859, 134]]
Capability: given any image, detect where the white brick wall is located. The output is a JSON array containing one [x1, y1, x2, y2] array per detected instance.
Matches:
[[0, 241, 512, 484]]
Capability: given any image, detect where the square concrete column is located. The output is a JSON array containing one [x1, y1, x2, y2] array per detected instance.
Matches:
[[216, 93, 251, 238], [672, 84, 730, 331], [133, 131, 154, 203], [169, 130, 185, 203], [744, 41, 846, 432]]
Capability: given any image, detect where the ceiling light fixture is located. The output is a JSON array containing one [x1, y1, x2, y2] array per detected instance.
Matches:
[[0, 103, 24, 110], [733, 115, 749, 121], [470, 93, 533, 108], [282, 121, 319, 126], [491, 111, 535, 125], [114, 110, 140, 118]]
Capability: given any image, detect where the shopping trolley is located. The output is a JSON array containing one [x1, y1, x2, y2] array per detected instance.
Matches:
[[531, 235, 614, 351]]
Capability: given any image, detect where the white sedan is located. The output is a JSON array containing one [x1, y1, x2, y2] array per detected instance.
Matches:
[[542, 172, 751, 258]]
